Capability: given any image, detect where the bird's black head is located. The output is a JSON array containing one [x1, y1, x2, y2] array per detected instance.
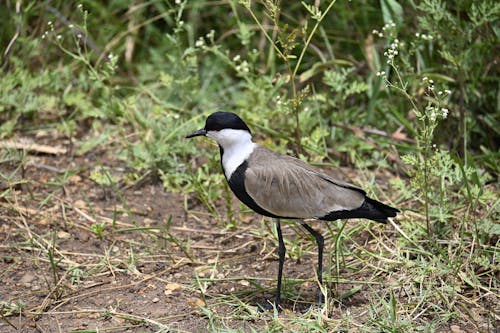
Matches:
[[205, 112, 251, 133], [186, 112, 251, 138]]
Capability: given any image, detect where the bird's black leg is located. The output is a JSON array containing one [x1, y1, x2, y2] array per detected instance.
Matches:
[[302, 223, 325, 304], [275, 219, 286, 309]]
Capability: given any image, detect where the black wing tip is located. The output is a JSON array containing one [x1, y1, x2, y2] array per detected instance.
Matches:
[[320, 197, 399, 223], [363, 197, 399, 223]]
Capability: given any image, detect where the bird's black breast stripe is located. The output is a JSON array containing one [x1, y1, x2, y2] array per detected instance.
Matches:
[[227, 161, 282, 218]]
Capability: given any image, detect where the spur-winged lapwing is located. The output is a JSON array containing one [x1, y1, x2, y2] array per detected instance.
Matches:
[[186, 111, 399, 308]]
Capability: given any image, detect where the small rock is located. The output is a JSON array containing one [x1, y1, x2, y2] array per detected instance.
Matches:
[[57, 231, 71, 240], [450, 325, 464, 333], [20, 272, 35, 285], [73, 200, 86, 209], [165, 282, 182, 291], [68, 175, 82, 184], [76, 230, 89, 242], [187, 297, 206, 307], [38, 218, 50, 226]]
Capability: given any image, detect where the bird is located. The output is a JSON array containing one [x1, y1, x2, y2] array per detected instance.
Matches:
[[186, 111, 399, 309]]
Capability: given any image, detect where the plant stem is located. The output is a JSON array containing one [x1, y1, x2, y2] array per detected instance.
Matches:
[[423, 142, 431, 238], [292, 0, 337, 78], [244, 4, 286, 60]]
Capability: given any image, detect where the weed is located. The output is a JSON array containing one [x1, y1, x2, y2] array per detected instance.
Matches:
[[90, 222, 106, 239]]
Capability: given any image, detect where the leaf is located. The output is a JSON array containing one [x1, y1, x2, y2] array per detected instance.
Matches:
[[381, 0, 403, 25], [76, 132, 109, 156]]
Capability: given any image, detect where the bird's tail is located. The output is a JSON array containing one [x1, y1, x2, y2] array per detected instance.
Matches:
[[321, 197, 399, 223], [362, 197, 399, 223]]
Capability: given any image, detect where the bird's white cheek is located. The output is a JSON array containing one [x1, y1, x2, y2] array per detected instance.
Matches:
[[206, 131, 218, 140]]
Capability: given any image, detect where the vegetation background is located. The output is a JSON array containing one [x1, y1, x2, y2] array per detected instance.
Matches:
[[0, 0, 498, 332]]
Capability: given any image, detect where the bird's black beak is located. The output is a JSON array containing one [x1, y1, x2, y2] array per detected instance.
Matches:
[[185, 128, 207, 139]]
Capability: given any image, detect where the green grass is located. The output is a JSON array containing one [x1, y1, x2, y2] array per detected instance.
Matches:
[[0, 0, 498, 332]]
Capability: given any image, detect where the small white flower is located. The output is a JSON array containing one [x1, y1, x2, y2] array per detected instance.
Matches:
[[444, 89, 452, 95], [422, 77, 428, 81], [233, 54, 241, 62], [206, 30, 215, 39], [415, 32, 420, 38], [68, 24, 74, 29], [441, 108, 449, 118], [77, 4, 83, 9], [438, 91, 443, 95], [77, 33, 83, 39], [378, 32, 383, 38], [56, 34, 62, 40], [175, 0, 181, 4], [195, 38, 205, 47], [48, 21, 53, 26], [240, 61, 249, 73], [430, 111, 437, 122], [178, 20, 184, 26]]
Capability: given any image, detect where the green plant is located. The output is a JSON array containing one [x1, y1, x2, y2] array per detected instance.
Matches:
[[46, 233, 64, 300], [239, 0, 339, 153], [90, 222, 106, 239]]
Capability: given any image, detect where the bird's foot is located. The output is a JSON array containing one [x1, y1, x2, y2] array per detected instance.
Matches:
[[317, 289, 324, 304], [257, 300, 280, 313]]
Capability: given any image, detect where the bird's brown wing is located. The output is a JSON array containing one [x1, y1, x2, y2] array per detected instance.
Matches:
[[244, 146, 365, 219]]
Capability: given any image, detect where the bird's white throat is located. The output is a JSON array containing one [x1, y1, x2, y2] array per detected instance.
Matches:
[[207, 129, 256, 179]]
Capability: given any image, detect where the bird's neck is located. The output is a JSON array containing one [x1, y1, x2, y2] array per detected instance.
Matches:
[[217, 131, 256, 180]]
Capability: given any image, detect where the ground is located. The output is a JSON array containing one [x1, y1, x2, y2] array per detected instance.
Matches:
[[0, 134, 497, 332]]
